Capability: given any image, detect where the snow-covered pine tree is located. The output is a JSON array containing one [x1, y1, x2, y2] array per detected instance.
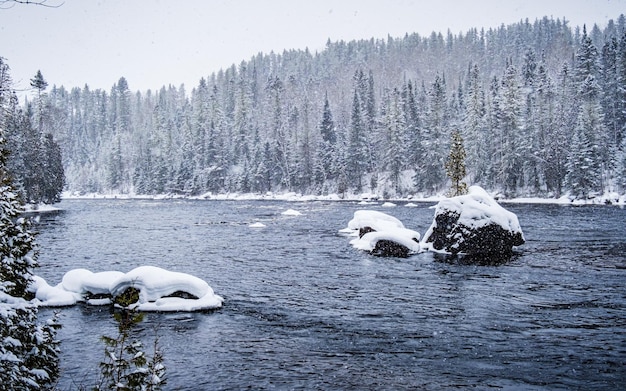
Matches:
[[463, 63, 488, 184], [445, 130, 468, 196], [417, 74, 449, 194], [382, 88, 407, 194], [29, 70, 48, 134], [96, 304, 165, 391], [569, 26, 606, 196], [347, 89, 368, 192], [498, 60, 523, 196], [0, 125, 60, 390], [315, 93, 337, 186]]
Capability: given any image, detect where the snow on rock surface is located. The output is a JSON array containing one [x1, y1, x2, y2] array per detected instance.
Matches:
[[62, 268, 124, 295], [249, 222, 266, 228], [422, 186, 524, 261], [30, 266, 223, 311], [30, 276, 82, 307], [351, 227, 421, 257], [342, 209, 405, 236], [342, 210, 420, 257]]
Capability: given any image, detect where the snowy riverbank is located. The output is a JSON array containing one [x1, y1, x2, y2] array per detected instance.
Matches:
[[59, 189, 626, 206]]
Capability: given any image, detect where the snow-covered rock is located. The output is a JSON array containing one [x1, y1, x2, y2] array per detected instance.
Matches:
[[281, 209, 302, 216], [30, 276, 82, 307], [351, 227, 421, 258], [109, 266, 223, 311], [30, 266, 223, 311], [249, 222, 266, 228], [422, 186, 524, 262], [343, 210, 420, 257], [342, 209, 405, 237], [62, 268, 124, 297]]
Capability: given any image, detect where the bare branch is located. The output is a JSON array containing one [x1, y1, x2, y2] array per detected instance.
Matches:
[[0, 0, 64, 9]]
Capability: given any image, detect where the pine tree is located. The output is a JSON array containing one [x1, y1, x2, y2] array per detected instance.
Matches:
[[347, 90, 368, 192], [41, 133, 65, 203], [30, 70, 48, 134], [316, 93, 336, 185], [96, 301, 165, 391], [445, 130, 468, 196], [498, 60, 523, 196], [463, 64, 488, 184], [570, 26, 607, 195], [1, 125, 60, 390], [417, 74, 448, 194], [382, 88, 407, 194]]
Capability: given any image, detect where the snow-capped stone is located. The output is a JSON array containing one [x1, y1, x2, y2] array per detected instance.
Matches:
[[343, 210, 405, 237], [30, 266, 223, 311], [351, 227, 421, 257], [109, 266, 222, 311], [422, 186, 524, 262]]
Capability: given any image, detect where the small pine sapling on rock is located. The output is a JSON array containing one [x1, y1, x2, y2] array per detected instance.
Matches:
[[445, 130, 468, 197]]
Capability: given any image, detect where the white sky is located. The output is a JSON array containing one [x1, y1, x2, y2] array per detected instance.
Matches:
[[0, 0, 624, 97]]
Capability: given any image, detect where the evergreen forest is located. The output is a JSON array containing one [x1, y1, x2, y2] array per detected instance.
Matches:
[[5, 15, 626, 200]]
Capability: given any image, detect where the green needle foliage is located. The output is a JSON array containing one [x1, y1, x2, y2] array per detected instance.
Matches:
[[94, 290, 165, 391], [445, 130, 468, 197]]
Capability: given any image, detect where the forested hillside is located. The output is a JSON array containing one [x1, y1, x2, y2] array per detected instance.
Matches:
[[27, 15, 626, 198]]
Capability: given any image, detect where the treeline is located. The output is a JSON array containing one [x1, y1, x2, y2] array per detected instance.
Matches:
[[20, 16, 626, 198], [0, 63, 64, 204]]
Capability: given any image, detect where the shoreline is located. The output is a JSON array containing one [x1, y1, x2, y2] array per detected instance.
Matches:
[[52, 190, 626, 206]]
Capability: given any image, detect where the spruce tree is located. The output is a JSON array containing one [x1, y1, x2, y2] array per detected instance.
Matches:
[[1, 126, 60, 390], [445, 130, 468, 196], [315, 93, 336, 185]]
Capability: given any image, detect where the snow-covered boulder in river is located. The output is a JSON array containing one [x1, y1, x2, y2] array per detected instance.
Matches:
[[30, 266, 223, 311], [422, 186, 524, 262], [340, 209, 405, 237], [109, 266, 223, 312], [342, 210, 420, 257], [351, 227, 421, 257]]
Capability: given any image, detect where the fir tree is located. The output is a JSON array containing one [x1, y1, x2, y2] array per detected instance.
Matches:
[[316, 93, 336, 184], [1, 126, 60, 390], [347, 90, 368, 192], [96, 295, 165, 391], [445, 130, 468, 196], [382, 88, 407, 194]]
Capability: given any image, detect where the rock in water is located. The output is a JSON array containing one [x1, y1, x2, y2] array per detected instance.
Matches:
[[423, 186, 524, 263]]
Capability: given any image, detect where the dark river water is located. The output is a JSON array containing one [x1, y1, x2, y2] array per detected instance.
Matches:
[[34, 199, 626, 390]]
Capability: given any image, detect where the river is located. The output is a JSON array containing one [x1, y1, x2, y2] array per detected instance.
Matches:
[[34, 199, 626, 390]]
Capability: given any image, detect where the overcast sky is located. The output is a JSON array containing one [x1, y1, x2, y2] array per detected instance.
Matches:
[[0, 0, 624, 97]]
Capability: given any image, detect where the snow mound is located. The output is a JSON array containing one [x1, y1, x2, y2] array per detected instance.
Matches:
[[30, 266, 223, 312], [342, 209, 405, 236], [62, 268, 124, 295], [381, 202, 396, 207], [249, 222, 266, 228], [281, 209, 302, 216], [31, 276, 82, 307]]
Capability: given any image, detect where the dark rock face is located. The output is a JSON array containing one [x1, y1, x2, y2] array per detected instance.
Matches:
[[359, 226, 376, 238], [371, 239, 412, 258], [425, 209, 524, 263]]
